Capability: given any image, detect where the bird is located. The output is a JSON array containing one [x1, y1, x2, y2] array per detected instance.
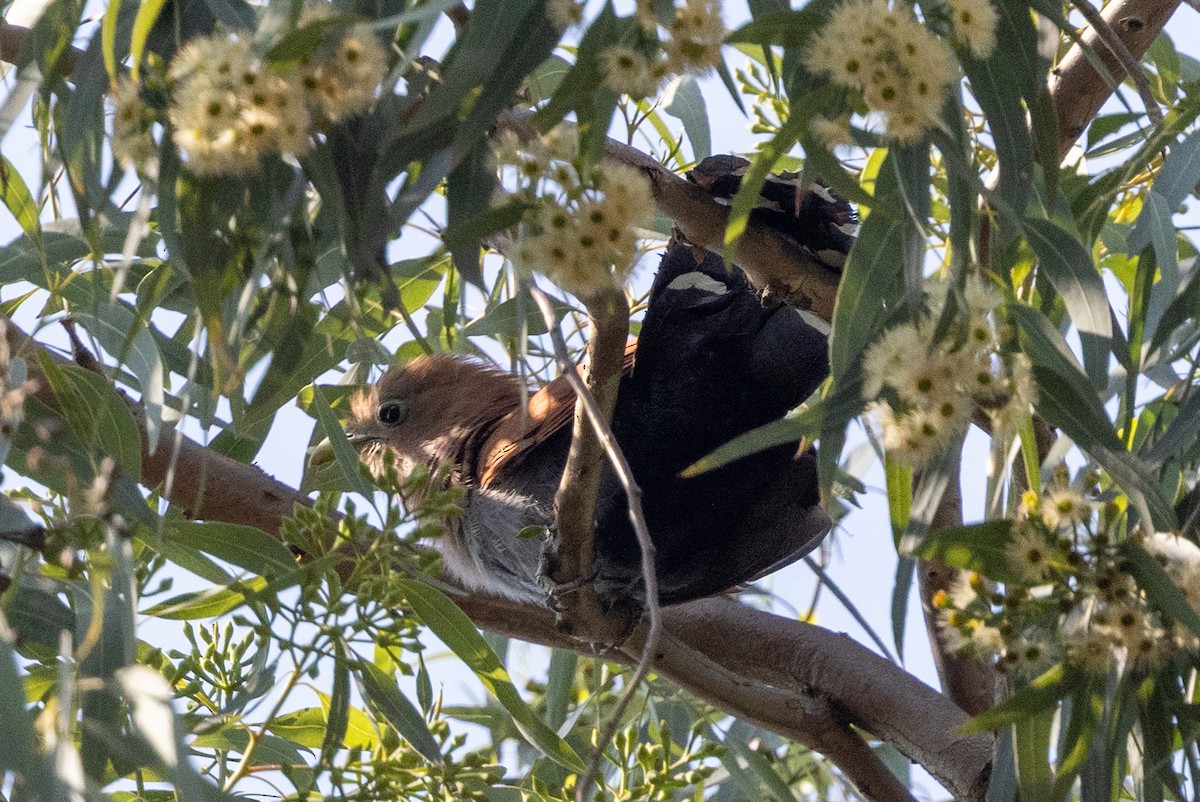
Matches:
[[341, 238, 834, 613], [687, 154, 858, 274]]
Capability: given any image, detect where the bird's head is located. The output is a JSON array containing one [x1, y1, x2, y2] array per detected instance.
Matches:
[[341, 355, 521, 480]]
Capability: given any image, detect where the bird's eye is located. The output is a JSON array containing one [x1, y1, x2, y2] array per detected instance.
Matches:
[[377, 400, 408, 426]]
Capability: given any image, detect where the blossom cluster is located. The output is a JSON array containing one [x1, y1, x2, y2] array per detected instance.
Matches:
[[492, 129, 655, 298], [804, 0, 997, 143], [936, 483, 1200, 680], [593, 0, 727, 99], [112, 16, 388, 177], [864, 274, 1033, 467]]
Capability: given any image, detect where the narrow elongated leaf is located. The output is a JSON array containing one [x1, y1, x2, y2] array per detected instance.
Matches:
[[1119, 540, 1200, 638], [129, 0, 167, 81], [445, 142, 498, 288], [141, 581, 265, 620], [191, 728, 311, 766], [1014, 708, 1054, 802], [359, 663, 443, 763], [101, 0, 122, 81], [396, 578, 586, 772], [0, 615, 56, 795], [309, 385, 375, 497], [1052, 681, 1103, 802], [1145, 128, 1200, 210], [1010, 305, 1176, 528], [38, 356, 142, 476], [725, 4, 835, 48], [830, 155, 906, 375], [683, 403, 821, 476], [1023, 217, 1112, 386], [163, 521, 297, 578], [913, 521, 1021, 584], [724, 110, 807, 249], [0, 157, 42, 250], [662, 75, 711, 160], [73, 307, 167, 452], [963, 663, 1076, 733], [320, 642, 351, 762]]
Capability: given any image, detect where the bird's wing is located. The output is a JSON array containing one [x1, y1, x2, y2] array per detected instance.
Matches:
[[477, 342, 638, 487]]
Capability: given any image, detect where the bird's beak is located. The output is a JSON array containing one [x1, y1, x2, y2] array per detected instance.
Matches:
[[307, 429, 379, 468]]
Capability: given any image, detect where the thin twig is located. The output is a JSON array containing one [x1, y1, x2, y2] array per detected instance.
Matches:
[[1066, 0, 1164, 125], [529, 285, 663, 802]]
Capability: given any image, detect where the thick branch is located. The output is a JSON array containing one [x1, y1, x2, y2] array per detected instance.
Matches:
[[1051, 0, 1182, 159], [1065, 0, 1163, 125], [918, 475, 997, 717], [668, 599, 993, 802]]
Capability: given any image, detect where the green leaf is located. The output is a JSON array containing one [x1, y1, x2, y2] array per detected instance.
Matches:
[[1052, 681, 1103, 802], [1010, 305, 1176, 529], [682, 403, 821, 476], [267, 707, 328, 749], [724, 109, 807, 249], [4, 585, 76, 652], [1144, 127, 1200, 211], [445, 142, 499, 288], [1118, 540, 1200, 638], [544, 649, 577, 731], [963, 663, 1076, 732], [396, 578, 586, 772], [129, 0, 167, 81], [463, 291, 570, 338], [162, 521, 298, 578], [191, 727, 311, 766], [662, 75, 711, 161], [959, 0, 1041, 216], [0, 615, 55, 795], [884, 456, 912, 539], [37, 356, 142, 476], [72, 306, 167, 453], [829, 155, 906, 375], [725, 5, 834, 48], [315, 689, 378, 750], [1013, 707, 1054, 802], [0, 157, 42, 250], [1147, 255, 1200, 360], [309, 384, 375, 497], [101, 0, 122, 81], [319, 642, 352, 761], [912, 520, 1022, 584], [1022, 217, 1113, 386], [359, 663, 443, 764], [141, 581, 262, 620]]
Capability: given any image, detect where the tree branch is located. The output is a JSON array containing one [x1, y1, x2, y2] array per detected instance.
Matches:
[[1065, 0, 1164, 126], [528, 285, 663, 802], [918, 475, 997, 717], [1051, 0, 1182, 159], [533, 284, 633, 644], [667, 599, 993, 802]]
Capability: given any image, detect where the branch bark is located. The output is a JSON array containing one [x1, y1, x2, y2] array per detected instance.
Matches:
[[917, 475, 997, 717], [1051, 0, 1183, 160], [535, 285, 633, 643]]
